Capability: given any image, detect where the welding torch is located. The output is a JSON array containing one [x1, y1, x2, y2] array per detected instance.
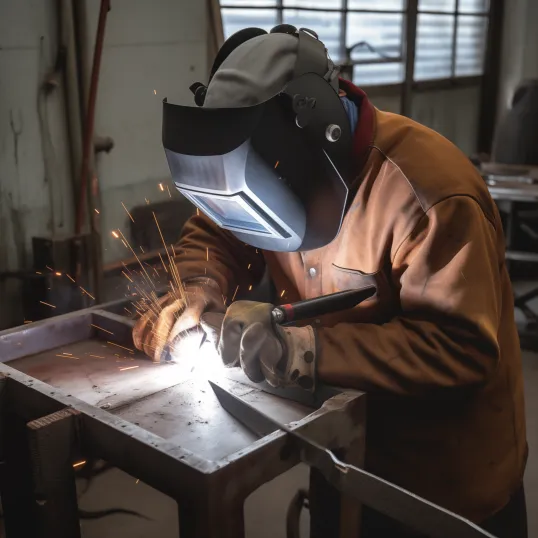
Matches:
[[197, 286, 376, 348], [270, 287, 376, 325], [163, 287, 376, 362]]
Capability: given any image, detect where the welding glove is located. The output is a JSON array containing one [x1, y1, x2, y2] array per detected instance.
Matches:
[[201, 301, 317, 391], [132, 277, 224, 362]]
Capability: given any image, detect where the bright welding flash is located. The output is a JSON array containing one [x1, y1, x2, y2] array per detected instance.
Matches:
[[169, 332, 224, 380]]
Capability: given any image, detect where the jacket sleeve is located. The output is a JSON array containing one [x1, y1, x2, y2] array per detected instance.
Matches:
[[316, 195, 504, 396], [174, 213, 266, 299]]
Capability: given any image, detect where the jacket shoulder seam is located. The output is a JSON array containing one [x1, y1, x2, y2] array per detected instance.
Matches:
[[372, 146, 496, 229], [371, 146, 427, 212], [391, 195, 497, 264]]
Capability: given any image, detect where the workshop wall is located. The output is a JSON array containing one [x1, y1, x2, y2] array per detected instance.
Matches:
[[0, 0, 74, 325], [367, 85, 480, 157], [497, 0, 538, 117], [84, 0, 206, 264], [412, 86, 480, 157]]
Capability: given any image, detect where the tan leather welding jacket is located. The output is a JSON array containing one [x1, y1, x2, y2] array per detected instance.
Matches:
[[174, 79, 527, 522]]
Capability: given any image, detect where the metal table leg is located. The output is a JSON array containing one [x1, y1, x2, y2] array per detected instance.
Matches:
[[27, 408, 81, 538], [178, 494, 245, 538], [0, 376, 39, 538]]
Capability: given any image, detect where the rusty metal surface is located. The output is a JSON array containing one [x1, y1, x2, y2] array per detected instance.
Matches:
[[27, 408, 81, 538], [7, 338, 179, 409], [6, 338, 313, 460], [114, 379, 311, 461], [0, 307, 367, 538]]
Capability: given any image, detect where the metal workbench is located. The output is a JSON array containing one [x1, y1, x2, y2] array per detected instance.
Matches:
[[484, 171, 538, 349], [0, 304, 365, 538]]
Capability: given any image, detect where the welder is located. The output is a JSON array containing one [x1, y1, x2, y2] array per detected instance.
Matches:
[[133, 25, 527, 538]]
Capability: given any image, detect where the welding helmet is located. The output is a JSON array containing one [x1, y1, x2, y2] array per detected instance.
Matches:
[[162, 25, 353, 252]]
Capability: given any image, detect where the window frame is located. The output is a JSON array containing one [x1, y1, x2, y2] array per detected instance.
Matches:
[[218, 0, 504, 150], [219, 1, 491, 89]]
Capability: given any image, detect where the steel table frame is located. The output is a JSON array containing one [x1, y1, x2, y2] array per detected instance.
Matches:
[[0, 306, 366, 538], [486, 176, 538, 349]]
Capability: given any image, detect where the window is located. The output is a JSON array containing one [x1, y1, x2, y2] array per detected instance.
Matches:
[[219, 0, 490, 86], [415, 0, 490, 81]]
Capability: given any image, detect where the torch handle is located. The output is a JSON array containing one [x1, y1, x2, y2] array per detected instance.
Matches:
[[271, 287, 376, 325]]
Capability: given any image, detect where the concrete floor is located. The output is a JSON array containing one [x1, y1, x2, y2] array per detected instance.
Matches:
[[74, 351, 538, 538]]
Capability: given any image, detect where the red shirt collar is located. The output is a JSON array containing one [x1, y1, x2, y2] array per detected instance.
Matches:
[[339, 78, 376, 170]]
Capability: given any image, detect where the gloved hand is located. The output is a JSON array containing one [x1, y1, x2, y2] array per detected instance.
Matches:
[[132, 278, 224, 362], [201, 301, 317, 391]]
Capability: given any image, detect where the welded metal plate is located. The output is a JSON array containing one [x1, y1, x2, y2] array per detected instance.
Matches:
[[4, 314, 312, 460], [113, 378, 310, 460], [6, 339, 182, 409]]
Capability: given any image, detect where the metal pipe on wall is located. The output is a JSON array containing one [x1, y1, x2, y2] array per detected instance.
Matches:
[[75, 0, 109, 236], [73, 0, 110, 302], [59, 0, 84, 213]]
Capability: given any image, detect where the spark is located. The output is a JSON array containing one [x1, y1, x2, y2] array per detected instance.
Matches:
[[117, 229, 156, 290], [124, 307, 133, 315], [62, 352, 72, 356], [249, 285, 252, 291], [112, 230, 119, 238], [122, 271, 134, 283], [121, 239, 129, 249], [90, 323, 114, 335], [56, 354, 80, 359], [73, 460, 86, 468], [55, 272, 62, 276], [196, 208, 200, 216], [145, 197, 150, 205], [40, 301, 56, 308], [167, 185, 172, 198], [121, 202, 135, 223], [107, 341, 135, 353], [136, 479, 140, 484], [274, 160, 279, 168], [46, 265, 53, 271], [94, 208, 100, 214], [23, 320, 32, 324], [119, 365, 139, 371], [158, 252, 168, 272], [89, 354, 105, 359], [280, 289, 286, 297], [247, 263, 251, 270], [232, 285, 239, 301], [80, 286, 95, 300], [153, 89, 157, 95], [152, 212, 183, 298], [66, 273, 76, 283], [206, 248, 209, 261], [140, 246, 145, 253], [159, 183, 164, 191], [36, 271, 42, 275]]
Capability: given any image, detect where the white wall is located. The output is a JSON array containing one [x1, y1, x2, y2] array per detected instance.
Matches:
[[0, 0, 74, 272], [0, 0, 75, 326], [84, 0, 207, 263]]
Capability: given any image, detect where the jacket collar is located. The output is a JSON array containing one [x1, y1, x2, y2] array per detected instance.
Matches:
[[339, 78, 377, 189]]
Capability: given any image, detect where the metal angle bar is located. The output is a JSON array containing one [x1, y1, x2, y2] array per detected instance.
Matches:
[[27, 409, 82, 538], [209, 380, 497, 538]]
